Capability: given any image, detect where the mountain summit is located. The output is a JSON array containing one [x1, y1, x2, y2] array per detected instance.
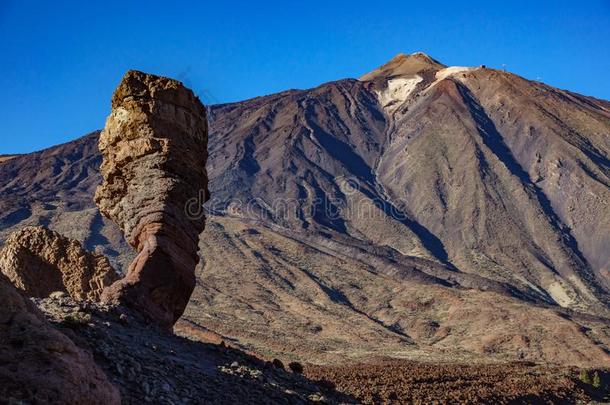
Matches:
[[360, 51, 446, 81]]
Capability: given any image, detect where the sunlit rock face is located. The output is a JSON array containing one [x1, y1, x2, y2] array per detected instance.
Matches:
[[0, 225, 117, 301], [95, 70, 209, 328]]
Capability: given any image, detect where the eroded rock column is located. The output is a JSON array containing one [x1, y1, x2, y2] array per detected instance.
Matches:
[[95, 70, 208, 328]]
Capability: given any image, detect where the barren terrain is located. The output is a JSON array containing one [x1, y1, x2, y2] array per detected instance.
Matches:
[[1, 52, 610, 402]]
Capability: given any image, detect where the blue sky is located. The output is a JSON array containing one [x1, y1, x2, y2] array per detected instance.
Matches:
[[1, 0, 609, 154]]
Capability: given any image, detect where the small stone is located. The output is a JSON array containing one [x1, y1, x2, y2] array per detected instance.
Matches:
[[49, 291, 67, 299], [288, 361, 304, 374], [309, 393, 326, 402], [230, 361, 239, 369], [119, 313, 129, 325]]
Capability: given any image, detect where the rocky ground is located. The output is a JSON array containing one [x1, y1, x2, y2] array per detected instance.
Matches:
[[33, 293, 351, 404], [306, 360, 610, 404], [22, 292, 610, 404]]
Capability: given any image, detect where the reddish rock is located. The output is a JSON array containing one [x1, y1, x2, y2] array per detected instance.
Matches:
[[0, 272, 120, 404], [95, 70, 208, 328]]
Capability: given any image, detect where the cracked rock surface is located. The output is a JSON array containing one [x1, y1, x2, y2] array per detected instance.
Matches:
[[0, 225, 117, 301], [95, 70, 209, 328]]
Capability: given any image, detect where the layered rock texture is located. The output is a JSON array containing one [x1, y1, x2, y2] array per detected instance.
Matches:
[[94, 70, 209, 328], [0, 226, 117, 300], [0, 273, 120, 404], [1, 53, 609, 368]]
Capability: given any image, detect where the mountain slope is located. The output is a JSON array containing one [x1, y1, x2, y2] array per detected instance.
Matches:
[[206, 52, 610, 313], [1, 52, 610, 366]]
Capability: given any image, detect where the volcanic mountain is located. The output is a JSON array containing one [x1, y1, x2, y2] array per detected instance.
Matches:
[[1, 52, 610, 368]]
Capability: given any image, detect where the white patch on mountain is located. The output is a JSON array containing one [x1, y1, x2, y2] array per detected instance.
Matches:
[[375, 75, 423, 113], [435, 66, 475, 81]]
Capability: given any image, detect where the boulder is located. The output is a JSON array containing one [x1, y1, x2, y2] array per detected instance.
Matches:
[[95, 70, 208, 328], [0, 226, 118, 301], [0, 272, 120, 404]]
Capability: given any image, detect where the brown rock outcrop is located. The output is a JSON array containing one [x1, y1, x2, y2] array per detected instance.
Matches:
[[0, 272, 120, 404], [95, 70, 208, 328], [0, 226, 117, 301]]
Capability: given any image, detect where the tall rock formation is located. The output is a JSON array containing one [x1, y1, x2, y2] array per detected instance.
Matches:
[[95, 70, 208, 328], [0, 226, 117, 301]]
